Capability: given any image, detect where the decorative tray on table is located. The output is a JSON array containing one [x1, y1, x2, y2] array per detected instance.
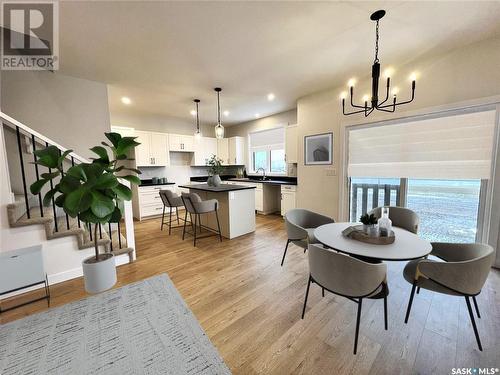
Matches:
[[342, 225, 395, 245]]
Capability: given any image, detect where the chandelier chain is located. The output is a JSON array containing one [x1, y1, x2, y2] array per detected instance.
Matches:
[[374, 20, 380, 63]]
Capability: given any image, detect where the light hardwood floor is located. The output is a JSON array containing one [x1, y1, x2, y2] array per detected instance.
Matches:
[[1, 214, 499, 374]]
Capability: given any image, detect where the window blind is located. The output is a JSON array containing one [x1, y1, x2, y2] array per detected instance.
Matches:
[[249, 127, 285, 148], [348, 110, 496, 179]]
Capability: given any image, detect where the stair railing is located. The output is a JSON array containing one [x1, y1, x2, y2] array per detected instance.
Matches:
[[1, 111, 135, 257]]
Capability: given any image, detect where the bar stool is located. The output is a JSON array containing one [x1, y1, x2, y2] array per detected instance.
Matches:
[[159, 190, 185, 234], [181, 192, 222, 246]]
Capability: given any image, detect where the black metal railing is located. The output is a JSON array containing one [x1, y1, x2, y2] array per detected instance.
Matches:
[[3, 120, 125, 252], [350, 182, 401, 222]]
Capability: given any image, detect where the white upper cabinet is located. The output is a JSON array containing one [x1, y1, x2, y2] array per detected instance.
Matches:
[[217, 138, 230, 165], [192, 137, 218, 166], [228, 136, 245, 165], [170, 134, 194, 152], [285, 124, 298, 164], [134, 130, 169, 167]]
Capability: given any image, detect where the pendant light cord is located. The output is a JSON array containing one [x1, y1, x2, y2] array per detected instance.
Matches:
[[217, 90, 221, 124], [196, 101, 200, 132], [374, 20, 380, 63]]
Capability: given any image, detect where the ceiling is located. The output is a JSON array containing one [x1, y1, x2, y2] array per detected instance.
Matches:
[[58, 1, 500, 125]]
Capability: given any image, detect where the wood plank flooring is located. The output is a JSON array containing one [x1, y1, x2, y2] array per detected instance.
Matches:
[[1, 214, 499, 374]]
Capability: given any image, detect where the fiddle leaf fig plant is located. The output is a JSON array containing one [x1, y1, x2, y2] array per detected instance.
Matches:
[[30, 132, 141, 261], [360, 213, 378, 225]]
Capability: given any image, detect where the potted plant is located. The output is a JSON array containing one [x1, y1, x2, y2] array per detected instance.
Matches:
[[360, 213, 379, 236], [30, 132, 141, 294], [206, 155, 223, 187]]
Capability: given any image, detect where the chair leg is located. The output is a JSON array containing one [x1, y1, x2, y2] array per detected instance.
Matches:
[[465, 296, 483, 351], [182, 209, 188, 240], [472, 295, 481, 318], [301, 275, 312, 319], [176, 207, 180, 225], [383, 288, 388, 330], [193, 214, 198, 247], [281, 239, 290, 266], [215, 210, 222, 242], [322, 288, 325, 297], [353, 298, 363, 355], [168, 207, 173, 235], [161, 206, 165, 231], [404, 282, 417, 324]]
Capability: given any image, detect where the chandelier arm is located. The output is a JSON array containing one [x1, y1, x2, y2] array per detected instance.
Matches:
[[349, 89, 366, 109], [378, 77, 391, 106], [365, 107, 375, 117], [375, 106, 396, 113], [343, 107, 369, 116], [378, 91, 415, 109]]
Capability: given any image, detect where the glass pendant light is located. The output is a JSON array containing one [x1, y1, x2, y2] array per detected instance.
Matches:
[[214, 87, 224, 139], [193, 99, 202, 140]]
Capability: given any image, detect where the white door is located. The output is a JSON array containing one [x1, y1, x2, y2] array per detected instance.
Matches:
[[229, 136, 245, 165], [285, 125, 298, 164], [281, 192, 296, 216], [134, 130, 152, 167], [150, 132, 169, 166], [255, 188, 264, 212], [217, 138, 229, 165], [181, 135, 195, 152], [169, 134, 182, 152]]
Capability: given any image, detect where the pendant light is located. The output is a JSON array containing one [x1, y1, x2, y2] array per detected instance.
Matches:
[[214, 87, 224, 139], [341, 10, 416, 117], [193, 99, 202, 140]]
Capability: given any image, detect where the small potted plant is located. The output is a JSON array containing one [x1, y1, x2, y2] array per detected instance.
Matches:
[[30, 132, 141, 294], [360, 213, 379, 236], [206, 155, 223, 187]]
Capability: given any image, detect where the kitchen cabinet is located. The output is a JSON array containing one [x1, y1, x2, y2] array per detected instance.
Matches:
[[229, 181, 280, 214], [132, 184, 177, 220], [285, 124, 298, 164], [192, 137, 218, 166], [281, 185, 297, 216], [217, 138, 229, 165], [229, 136, 245, 165], [170, 134, 194, 152], [134, 131, 169, 167]]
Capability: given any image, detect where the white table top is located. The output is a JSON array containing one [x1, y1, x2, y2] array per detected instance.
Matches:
[[314, 223, 432, 261]]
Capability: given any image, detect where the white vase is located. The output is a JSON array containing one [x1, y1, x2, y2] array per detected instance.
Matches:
[[212, 174, 222, 187], [82, 253, 117, 294]]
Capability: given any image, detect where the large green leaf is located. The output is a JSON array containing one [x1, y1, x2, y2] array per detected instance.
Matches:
[[66, 165, 86, 181], [80, 163, 104, 182], [59, 175, 81, 194], [119, 175, 141, 185], [108, 206, 122, 223], [64, 187, 92, 216], [54, 193, 66, 207], [57, 150, 73, 166], [90, 191, 115, 218], [116, 136, 140, 157], [43, 188, 58, 206], [30, 179, 49, 195], [79, 209, 112, 224], [40, 171, 60, 180], [105, 132, 122, 148], [34, 146, 60, 169], [112, 183, 132, 201], [94, 173, 118, 189], [90, 146, 109, 161]]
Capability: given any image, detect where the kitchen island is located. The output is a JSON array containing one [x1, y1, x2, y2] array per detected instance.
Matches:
[[178, 183, 256, 239]]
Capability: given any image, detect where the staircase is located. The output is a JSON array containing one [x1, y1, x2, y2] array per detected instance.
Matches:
[[1, 112, 135, 265]]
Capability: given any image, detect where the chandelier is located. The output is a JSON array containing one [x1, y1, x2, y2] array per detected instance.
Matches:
[[342, 10, 416, 117], [214, 87, 224, 139], [193, 99, 202, 139]]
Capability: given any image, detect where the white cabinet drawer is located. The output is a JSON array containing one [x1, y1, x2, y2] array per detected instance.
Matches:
[[140, 191, 162, 205], [281, 184, 297, 192], [141, 203, 164, 217]]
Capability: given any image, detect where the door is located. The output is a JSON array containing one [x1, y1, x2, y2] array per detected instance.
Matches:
[[134, 130, 152, 167], [169, 134, 182, 152], [181, 135, 195, 152], [255, 188, 264, 212], [229, 136, 245, 165], [217, 138, 229, 165], [285, 125, 298, 163], [150, 132, 169, 166], [281, 192, 295, 216]]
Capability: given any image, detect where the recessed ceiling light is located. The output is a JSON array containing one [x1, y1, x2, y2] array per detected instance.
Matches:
[[254, 113, 260, 118], [267, 93, 275, 101], [121, 97, 132, 105], [223, 110, 230, 117], [190, 110, 197, 116]]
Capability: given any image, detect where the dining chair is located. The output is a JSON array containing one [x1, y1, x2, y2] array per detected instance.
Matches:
[[282, 209, 334, 266], [369, 206, 419, 234], [403, 242, 494, 351], [159, 190, 184, 235], [302, 244, 388, 354], [181, 192, 222, 246]]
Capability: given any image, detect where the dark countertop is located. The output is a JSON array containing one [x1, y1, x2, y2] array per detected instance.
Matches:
[[139, 179, 175, 187], [228, 177, 297, 186], [190, 175, 236, 182], [179, 184, 256, 192]]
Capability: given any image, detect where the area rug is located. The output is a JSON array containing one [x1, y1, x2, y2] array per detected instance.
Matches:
[[0, 274, 231, 375]]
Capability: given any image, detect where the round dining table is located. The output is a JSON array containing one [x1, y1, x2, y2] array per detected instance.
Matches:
[[314, 222, 432, 261]]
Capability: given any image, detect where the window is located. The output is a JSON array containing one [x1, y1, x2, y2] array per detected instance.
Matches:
[[248, 126, 286, 175]]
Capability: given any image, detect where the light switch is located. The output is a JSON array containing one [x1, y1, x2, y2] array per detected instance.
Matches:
[[325, 168, 337, 177]]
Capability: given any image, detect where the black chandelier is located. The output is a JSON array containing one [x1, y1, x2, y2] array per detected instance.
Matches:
[[342, 10, 416, 117], [193, 99, 202, 139]]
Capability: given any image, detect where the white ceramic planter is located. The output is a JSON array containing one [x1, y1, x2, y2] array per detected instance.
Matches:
[[82, 253, 117, 294]]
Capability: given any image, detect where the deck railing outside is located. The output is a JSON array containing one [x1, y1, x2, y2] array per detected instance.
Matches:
[[350, 182, 401, 222]]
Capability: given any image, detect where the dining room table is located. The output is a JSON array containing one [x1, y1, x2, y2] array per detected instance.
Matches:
[[314, 222, 432, 261]]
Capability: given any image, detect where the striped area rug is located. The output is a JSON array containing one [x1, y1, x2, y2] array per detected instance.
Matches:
[[0, 274, 231, 375]]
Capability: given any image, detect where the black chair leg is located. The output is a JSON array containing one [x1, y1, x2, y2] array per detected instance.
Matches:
[[176, 207, 180, 225], [404, 282, 417, 324], [215, 211, 222, 242], [465, 296, 482, 351], [301, 275, 312, 319], [383, 289, 388, 330], [182, 210, 188, 240], [322, 288, 325, 297], [353, 298, 363, 355], [281, 239, 290, 266], [472, 295, 481, 318], [193, 213, 198, 247], [168, 207, 173, 235], [161, 206, 165, 231], [416, 287, 420, 294]]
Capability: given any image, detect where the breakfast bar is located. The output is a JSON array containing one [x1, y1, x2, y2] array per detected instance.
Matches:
[[178, 183, 256, 239]]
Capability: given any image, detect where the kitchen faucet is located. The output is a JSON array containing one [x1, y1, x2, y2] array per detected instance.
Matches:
[[256, 167, 267, 180]]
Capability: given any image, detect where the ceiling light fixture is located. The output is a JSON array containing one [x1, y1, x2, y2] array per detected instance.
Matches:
[[190, 109, 196, 116], [267, 93, 275, 101], [223, 110, 230, 117], [121, 97, 132, 105], [214, 87, 224, 139], [342, 10, 416, 117], [254, 113, 260, 118], [193, 99, 202, 140]]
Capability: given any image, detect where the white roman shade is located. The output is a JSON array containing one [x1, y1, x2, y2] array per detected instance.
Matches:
[[249, 126, 285, 148], [348, 110, 496, 179]]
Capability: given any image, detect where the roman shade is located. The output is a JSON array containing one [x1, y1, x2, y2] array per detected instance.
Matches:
[[348, 110, 496, 179], [249, 126, 285, 148]]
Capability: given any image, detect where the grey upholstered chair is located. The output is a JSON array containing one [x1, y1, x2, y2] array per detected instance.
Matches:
[[303, 244, 388, 354], [403, 242, 494, 351], [159, 190, 184, 234], [369, 206, 419, 234], [282, 209, 335, 266], [181, 192, 222, 246]]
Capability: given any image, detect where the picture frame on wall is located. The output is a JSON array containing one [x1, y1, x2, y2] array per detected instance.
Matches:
[[304, 132, 333, 165]]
